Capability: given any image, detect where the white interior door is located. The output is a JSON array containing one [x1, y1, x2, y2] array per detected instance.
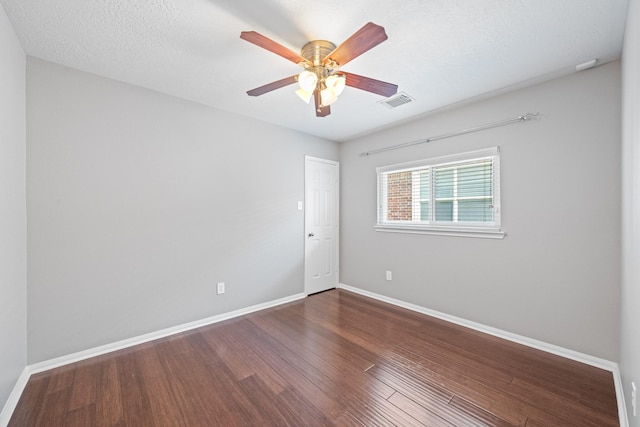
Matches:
[[305, 156, 339, 295]]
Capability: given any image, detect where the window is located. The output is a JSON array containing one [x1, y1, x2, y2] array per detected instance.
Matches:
[[376, 147, 504, 238]]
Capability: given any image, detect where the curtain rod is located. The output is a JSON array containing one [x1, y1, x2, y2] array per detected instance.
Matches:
[[358, 112, 539, 157]]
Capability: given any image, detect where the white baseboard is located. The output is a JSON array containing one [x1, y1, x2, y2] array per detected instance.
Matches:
[[29, 292, 306, 375], [0, 292, 306, 427], [612, 366, 629, 427], [0, 367, 30, 427], [338, 283, 628, 427]]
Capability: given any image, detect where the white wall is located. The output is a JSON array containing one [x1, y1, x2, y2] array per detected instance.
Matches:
[[0, 2, 26, 414], [26, 58, 338, 364], [621, 0, 640, 424], [340, 61, 621, 361]]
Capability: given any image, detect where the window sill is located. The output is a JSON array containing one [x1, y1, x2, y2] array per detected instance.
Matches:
[[374, 224, 506, 239]]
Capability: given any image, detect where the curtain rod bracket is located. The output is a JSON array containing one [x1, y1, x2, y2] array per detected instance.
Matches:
[[521, 112, 539, 121]]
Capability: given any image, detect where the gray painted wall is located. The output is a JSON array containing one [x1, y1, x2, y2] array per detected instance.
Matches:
[[26, 58, 338, 364], [340, 61, 621, 361], [0, 3, 26, 413], [621, 1, 640, 424]]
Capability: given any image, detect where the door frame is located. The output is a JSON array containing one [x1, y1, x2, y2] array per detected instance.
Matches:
[[304, 156, 340, 295]]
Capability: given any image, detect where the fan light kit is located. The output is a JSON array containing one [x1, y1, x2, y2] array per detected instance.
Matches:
[[240, 22, 398, 117]]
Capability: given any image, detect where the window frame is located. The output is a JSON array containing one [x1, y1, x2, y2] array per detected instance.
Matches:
[[375, 147, 505, 239]]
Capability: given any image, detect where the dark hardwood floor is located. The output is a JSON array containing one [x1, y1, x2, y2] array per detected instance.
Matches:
[[10, 289, 619, 426]]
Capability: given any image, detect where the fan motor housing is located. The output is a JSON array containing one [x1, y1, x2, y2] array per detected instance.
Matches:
[[301, 40, 336, 66]]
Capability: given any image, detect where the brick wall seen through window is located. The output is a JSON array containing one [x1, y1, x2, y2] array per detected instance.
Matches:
[[386, 171, 413, 221]]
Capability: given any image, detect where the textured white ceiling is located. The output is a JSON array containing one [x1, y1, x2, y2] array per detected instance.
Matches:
[[1, 0, 629, 141]]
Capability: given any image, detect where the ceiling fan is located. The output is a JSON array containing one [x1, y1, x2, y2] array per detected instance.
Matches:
[[240, 22, 398, 117]]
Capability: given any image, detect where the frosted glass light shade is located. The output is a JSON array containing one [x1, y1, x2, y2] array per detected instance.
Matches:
[[321, 88, 338, 106], [296, 88, 314, 104], [325, 74, 346, 96], [298, 71, 318, 92]]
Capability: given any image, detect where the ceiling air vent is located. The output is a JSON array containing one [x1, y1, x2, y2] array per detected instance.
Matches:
[[379, 92, 414, 109]]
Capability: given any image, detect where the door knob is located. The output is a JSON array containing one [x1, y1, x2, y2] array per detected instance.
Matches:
[[308, 233, 315, 237]]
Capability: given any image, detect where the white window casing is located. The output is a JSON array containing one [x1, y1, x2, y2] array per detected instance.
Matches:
[[376, 147, 505, 239]]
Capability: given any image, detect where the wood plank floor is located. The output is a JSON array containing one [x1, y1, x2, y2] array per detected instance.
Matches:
[[10, 289, 619, 426]]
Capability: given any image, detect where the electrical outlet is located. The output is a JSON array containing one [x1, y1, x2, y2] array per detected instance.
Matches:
[[633, 381, 637, 417], [216, 282, 225, 295], [386, 271, 392, 281]]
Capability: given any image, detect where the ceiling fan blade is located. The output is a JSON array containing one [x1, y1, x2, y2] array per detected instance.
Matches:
[[343, 72, 398, 97], [314, 89, 331, 117], [323, 22, 388, 67], [247, 75, 298, 97], [241, 31, 312, 66]]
